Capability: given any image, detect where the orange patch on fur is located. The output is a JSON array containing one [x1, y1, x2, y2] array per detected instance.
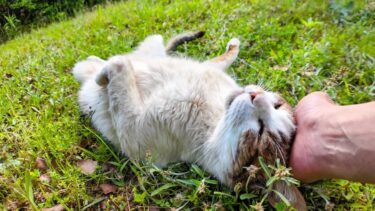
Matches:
[[212, 44, 238, 62]]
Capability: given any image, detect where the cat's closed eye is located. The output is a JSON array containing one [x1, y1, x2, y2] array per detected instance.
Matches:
[[274, 102, 283, 109], [273, 97, 285, 110]]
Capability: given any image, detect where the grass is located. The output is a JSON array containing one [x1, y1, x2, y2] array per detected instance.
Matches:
[[0, 0, 374, 209], [0, 0, 121, 43]]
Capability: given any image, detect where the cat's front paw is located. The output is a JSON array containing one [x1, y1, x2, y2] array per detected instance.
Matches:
[[226, 38, 240, 52], [95, 57, 132, 86]]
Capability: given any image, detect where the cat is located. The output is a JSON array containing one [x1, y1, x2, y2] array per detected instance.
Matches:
[[73, 32, 306, 209]]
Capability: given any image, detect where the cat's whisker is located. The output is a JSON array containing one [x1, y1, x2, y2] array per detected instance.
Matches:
[[258, 79, 263, 87], [257, 80, 270, 92], [274, 140, 286, 165]]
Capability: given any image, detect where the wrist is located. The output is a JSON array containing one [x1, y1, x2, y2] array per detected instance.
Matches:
[[291, 92, 375, 184], [318, 102, 375, 183], [304, 104, 344, 181], [314, 105, 348, 180], [290, 102, 339, 182]]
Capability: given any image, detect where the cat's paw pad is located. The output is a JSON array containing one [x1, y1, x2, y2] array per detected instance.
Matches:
[[226, 38, 240, 52]]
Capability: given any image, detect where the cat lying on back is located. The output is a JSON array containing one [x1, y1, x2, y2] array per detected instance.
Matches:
[[73, 32, 305, 209]]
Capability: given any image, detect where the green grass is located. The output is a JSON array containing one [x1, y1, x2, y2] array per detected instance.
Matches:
[[0, 0, 374, 209], [0, 0, 121, 43]]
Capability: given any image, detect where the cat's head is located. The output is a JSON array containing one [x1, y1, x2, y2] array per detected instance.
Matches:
[[224, 85, 306, 210], [225, 85, 295, 140]]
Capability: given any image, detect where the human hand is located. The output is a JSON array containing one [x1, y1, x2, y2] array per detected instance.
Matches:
[[289, 92, 337, 183]]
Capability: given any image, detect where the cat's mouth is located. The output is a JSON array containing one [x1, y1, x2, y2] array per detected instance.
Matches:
[[258, 119, 265, 136]]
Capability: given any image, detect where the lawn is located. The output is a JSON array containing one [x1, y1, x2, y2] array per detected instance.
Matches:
[[0, 0, 374, 210]]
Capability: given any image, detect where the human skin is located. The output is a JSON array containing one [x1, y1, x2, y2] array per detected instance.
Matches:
[[290, 92, 375, 183]]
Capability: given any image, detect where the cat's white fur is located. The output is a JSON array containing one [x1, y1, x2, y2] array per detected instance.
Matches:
[[73, 35, 295, 186]]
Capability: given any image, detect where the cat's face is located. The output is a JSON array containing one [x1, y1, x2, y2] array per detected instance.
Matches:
[[226, 85, 294, 139], [224, 85, 295, 185]]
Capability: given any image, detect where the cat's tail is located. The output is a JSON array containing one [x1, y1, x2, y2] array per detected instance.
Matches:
[[165, 31, 205, 53], [72, 56, 105, 83]]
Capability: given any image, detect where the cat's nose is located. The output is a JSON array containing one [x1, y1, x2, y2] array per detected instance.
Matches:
[[249, 92, 260, 103]]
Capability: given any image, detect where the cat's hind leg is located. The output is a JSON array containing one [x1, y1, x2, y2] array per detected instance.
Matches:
[[132, 35, 167, 58], [204, 38, 240, 71]]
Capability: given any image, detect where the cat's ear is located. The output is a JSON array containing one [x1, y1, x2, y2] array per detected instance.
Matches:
[[95, 66, 109, 86], [95, 59, 135, 87], [95, 56, 125, 86], [268, 181, 307, 211], [204, 38, 240, 71]]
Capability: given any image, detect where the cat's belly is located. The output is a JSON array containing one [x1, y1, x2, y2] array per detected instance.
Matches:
[[89, 57, 240, 165], [114, 58, 240, 164], [125, 94, 223, 165]]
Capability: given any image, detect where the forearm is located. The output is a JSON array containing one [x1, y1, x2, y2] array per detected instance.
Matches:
[[323, 102, 375, 183]]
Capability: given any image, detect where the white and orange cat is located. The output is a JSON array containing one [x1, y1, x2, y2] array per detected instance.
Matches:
[[73, 32, 305, 209]]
